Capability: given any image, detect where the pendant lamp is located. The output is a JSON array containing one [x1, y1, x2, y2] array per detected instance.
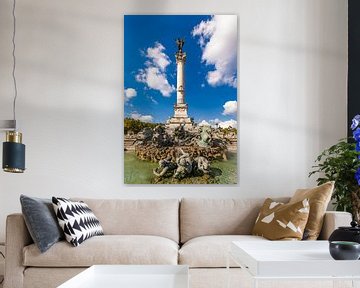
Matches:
[[1, 0, 26, 173]]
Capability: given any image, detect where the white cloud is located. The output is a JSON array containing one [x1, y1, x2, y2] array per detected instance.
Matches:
[[136, 67, 175, 97], [209, 118, 220, 125], [199, 120, 210, 126], [136, 42, 175, 97], [192, 15, 237, 87], [222, 100, 237, 115], [218, 119, 237, 129], [124, 88, 137, 101], [146, 42, 171, 72], [131, 112, 154, 123], [198, 118, 237, 129], [147, 95, 158, 105]]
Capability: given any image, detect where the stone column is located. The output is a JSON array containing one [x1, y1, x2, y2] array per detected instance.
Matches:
[[176, 52, 186, 105], [166, 39, 192, 130]]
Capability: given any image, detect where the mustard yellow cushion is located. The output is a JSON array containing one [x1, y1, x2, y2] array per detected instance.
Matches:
[[289, 181, 334, 240], [252, 198, 310, 240]]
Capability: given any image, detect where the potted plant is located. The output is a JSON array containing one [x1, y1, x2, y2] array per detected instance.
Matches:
[[309, 115, 360, 222]]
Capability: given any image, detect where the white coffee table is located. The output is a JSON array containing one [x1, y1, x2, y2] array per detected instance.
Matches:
[[228, 241, 360, 288], [58, 265, 189, 288]]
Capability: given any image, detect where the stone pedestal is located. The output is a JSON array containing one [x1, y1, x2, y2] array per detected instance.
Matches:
[[166, 115, 193, 130]]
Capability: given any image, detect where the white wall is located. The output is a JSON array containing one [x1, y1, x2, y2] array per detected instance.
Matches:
[[0, 0, 347, 242]]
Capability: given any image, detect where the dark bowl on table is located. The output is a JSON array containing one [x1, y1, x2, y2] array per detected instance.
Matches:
[[329, 241, 360, 260]]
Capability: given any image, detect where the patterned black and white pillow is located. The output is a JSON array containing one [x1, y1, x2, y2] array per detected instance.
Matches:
[[52, 197, 104, 247]]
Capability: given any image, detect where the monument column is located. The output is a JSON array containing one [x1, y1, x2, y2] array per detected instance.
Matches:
[[176, 52, 186, 105], [166, 38, 193, 130]]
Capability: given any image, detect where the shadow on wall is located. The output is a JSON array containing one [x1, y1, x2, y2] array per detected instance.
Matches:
[[238, 0, 347, 189], [16, 0, 173, 86], [7, 0, 175, 115], [127, 0, 172, 13]]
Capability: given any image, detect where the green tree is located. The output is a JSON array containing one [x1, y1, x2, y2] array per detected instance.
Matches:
[[124, 118, 160, 135]]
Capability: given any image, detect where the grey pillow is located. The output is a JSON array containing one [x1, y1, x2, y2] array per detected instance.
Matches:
[[20, 195, 64, 253]]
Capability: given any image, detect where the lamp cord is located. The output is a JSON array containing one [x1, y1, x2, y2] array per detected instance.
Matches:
[[12, 0, 18, 130]]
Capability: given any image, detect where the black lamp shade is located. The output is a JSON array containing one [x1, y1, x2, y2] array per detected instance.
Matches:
[[3, 141, 25, 173]]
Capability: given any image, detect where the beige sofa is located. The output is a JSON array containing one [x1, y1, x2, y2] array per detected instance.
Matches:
[[4, 198, 352, 288]]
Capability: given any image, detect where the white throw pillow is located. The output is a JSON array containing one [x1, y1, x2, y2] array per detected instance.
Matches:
[[52, 197, 103, 247]]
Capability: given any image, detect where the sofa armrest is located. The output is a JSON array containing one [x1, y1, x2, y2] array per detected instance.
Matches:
[[318, 211, 352, 240], [4, 213, 32, 288]]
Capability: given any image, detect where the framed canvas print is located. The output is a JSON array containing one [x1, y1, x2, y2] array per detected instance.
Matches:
[[124, 15, 238, 184]]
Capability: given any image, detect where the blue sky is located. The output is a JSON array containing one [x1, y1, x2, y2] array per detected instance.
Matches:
[[124, 15, 238, 128]]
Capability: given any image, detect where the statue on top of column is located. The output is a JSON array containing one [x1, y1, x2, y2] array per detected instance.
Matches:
[[176, 38, 185, 53]]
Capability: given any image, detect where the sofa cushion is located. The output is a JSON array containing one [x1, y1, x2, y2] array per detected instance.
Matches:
[[179, 235, 267, 268], [180, 198, 289, 243], [72, 198, 179, 243], [24, 268, 86, 288], [52, 197, 104, 247], [23, 235, 179, 267], [252, 198, 310, 240], [290, 181, 334, 240], [20, 195, 64, 253]]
